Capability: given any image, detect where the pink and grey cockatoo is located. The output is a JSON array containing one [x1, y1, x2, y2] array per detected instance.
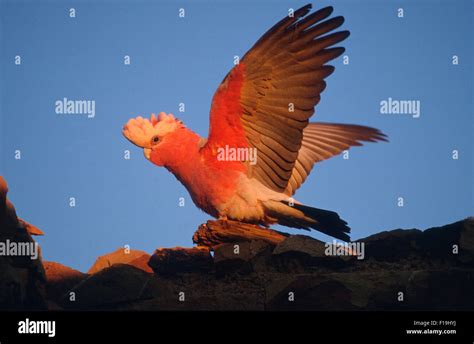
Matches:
[[123, 4, 386, 241]]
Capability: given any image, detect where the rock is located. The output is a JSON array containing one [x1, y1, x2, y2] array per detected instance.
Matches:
[[361, 229, 423, 261], [132, 273, 266, 311], [271, 235, 351, 272], [459, 217, 474, 251], [0, 176, 19, 234], [360, 218, 474, 267], [128, 254, 154, 273], [0, 176, 47, 310], [1, 176, 44, 237], [43, 261, 87, 306], [266, 275, 358, 311], [459, 218, 474, 264], [0, 239, 47, 310], [419, 218, 474, 264], [1, 188, 473, 311], [88, 248, 151, 274], [265, 270, 419, 311], [60, 264, 156, 310], [273, 235, 328, 258], [213, 240, 272, 274], [148, 247, 212, 275], [406, 269, 474, 310], [18, 218, 44, 236]]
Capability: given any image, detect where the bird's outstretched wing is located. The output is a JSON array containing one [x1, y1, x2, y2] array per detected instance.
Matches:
[[203, 4, 364, 192], [285, 123, 387, 196]]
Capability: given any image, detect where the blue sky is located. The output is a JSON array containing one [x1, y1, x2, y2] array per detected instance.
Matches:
[[1, 0, 472, 271]]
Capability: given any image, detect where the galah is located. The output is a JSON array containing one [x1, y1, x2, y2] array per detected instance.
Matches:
[[123, 4, 386, 241]]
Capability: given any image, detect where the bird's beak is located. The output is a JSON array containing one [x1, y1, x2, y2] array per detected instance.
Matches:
[[144, 148, 151, 160]]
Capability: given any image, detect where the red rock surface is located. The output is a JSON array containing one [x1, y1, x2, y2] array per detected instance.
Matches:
[[44, 261, 85, 281], [87, 248, 151, 274], [43, 261, 87, 305], [0, 176, 47, 310]]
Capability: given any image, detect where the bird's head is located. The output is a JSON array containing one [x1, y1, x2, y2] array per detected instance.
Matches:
[[122, 112, 183, 164]]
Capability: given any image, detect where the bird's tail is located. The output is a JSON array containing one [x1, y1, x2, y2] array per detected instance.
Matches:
[[263, 200, 351, 241]]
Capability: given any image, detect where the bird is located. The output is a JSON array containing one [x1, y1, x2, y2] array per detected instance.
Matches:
[[122, 4, 387, 241]]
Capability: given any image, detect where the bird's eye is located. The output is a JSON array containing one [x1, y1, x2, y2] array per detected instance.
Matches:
[[151, 136, 160, 145]]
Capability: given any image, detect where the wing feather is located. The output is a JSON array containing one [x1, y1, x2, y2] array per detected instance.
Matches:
[[284, 123, 388, 195], [204, 5, 382, 194]]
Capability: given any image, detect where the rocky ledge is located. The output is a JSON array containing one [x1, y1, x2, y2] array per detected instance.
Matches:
[[1, 176, 473, 310], [9, 219, 474, 311]]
